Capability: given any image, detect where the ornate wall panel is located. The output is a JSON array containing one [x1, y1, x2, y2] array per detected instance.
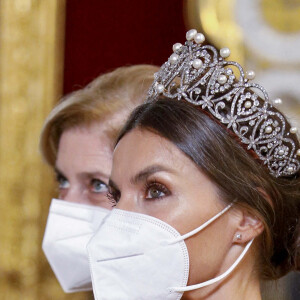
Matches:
[[0, 0, 89, 299]]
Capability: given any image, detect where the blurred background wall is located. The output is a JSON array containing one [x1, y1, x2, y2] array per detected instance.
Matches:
[[0, 0, 299, 299], [0, 1, 67, 299], [0, 1, 186, 299]]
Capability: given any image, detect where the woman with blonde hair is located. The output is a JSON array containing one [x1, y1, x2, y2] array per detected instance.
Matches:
[[40, 64, 158, 206], [41, 64, 158, 293]]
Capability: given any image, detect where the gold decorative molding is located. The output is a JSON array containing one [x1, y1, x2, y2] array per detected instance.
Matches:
[[184, 0, 245, 66], [0, 0, 88, 299], [262, 0, 300, 33]]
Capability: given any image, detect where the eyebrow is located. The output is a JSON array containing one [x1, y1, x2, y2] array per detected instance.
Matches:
[[108, 164, 174, 192], [54, 167, 109, 181], [130, 164, 174, 185], [81, 171, 110, 180]]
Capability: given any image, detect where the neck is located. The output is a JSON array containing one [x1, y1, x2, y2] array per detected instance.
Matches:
[[181, 245, 262, 300]]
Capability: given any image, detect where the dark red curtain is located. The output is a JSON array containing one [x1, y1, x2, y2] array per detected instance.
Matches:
[[64, 0, 187, 94]]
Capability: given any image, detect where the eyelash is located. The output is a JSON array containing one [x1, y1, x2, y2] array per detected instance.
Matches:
[[106, 192, 117, 207]]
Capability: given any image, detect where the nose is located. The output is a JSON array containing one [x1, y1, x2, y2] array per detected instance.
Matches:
[[115, 194, 138, 212]]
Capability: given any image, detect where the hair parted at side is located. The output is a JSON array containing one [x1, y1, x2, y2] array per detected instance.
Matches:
[[116, 98, 300, 280], [40, 64, 159, 166]]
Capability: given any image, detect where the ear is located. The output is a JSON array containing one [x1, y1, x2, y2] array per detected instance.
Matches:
[[233, 209, 264, 244]]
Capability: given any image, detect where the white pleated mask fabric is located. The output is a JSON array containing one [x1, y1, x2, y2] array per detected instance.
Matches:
[[87, 204, 253, 300], [42, 199, 109, 293]]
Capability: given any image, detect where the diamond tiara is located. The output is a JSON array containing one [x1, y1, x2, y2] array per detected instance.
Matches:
[[147, 29, 300, 178]]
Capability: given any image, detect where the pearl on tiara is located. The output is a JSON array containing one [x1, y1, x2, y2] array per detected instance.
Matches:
[[244, 101, 252, 108], [246, 70, 255, 80], [192, 59, 203, 69], [186, 29, 197, 41], [155, 84, 164, 94], [218, 74, 227, 84], [173, 43, 182, 52], [169, 53, 179, 65], [220, 47, 230, 58], [273, 98, 283, 105], [265, 126, 273, 134], [194, 33, 205, 44], [290, 127, 298, 134]]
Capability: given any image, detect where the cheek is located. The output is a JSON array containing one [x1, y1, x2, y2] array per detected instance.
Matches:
[[95, 200, 114, 210], [185, 215, 234, 285], [140, 195, 231, 284], [136, 197, 183, 220]]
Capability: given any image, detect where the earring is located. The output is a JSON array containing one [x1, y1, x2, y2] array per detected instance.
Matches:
[[236, 233, 242, 240]]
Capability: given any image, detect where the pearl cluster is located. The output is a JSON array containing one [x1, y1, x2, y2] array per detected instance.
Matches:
[[212, 69, 236, 95], [169, 28, 205, 68], [239, 92, 259, 116], [148, 29, 300, 177]]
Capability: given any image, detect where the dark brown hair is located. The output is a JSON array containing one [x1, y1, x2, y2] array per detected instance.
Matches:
[[116, 98, 300, 280]]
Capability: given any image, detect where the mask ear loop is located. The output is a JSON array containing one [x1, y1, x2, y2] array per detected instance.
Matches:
[[169, 238, 254, 292], [168, 203, 234, 245]]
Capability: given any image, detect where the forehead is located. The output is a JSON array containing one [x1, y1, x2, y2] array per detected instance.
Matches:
[[56, 123, 113, 170], [60, 123, 111, 150], [112, 128, 200, 177]]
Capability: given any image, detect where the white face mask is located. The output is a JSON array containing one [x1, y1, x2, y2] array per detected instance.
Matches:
[[42, 199, 109, 293], [87, 203, 253, 300]]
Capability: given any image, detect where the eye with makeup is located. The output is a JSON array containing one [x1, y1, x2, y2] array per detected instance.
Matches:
[[106, 178, 171, 208], [90, 179, 109, 194], [144, 180, 171, 200]]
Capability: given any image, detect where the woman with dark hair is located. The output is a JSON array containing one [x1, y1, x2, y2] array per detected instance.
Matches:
[[87, 31, 300, 300]]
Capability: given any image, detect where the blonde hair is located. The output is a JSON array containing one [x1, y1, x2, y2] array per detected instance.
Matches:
[[40, 64, 159, 166]]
